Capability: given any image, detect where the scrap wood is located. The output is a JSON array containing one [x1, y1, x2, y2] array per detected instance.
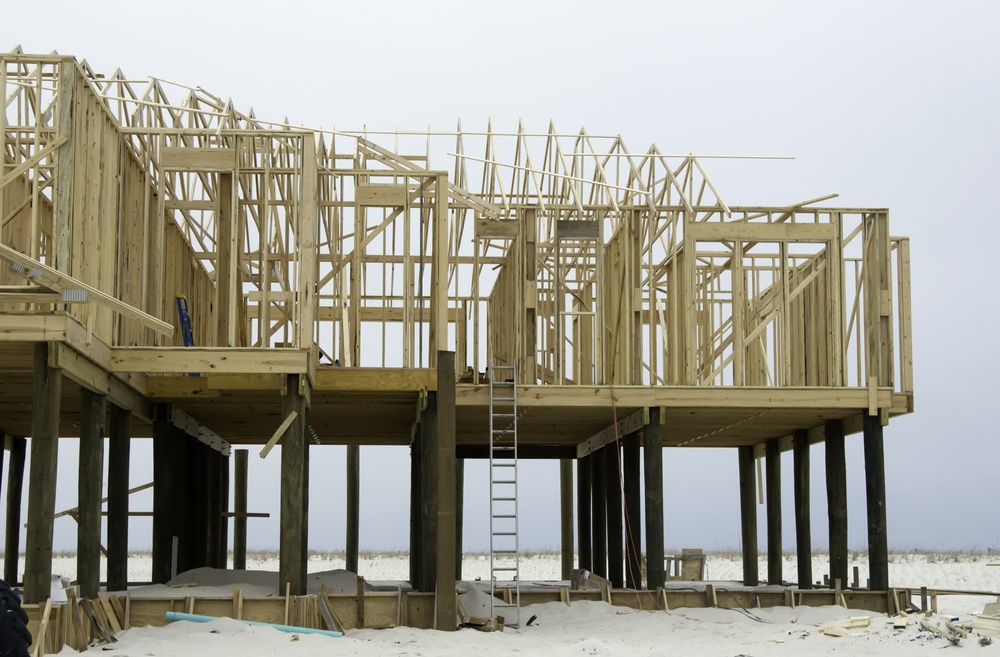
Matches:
[[818, 616, 871, 637], [318, 585, 346, 634], [920, 618, 960, 645], [79, 599, 116, 645]]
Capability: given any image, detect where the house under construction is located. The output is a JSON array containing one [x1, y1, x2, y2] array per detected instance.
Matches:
[[0, 50, 913, 630]]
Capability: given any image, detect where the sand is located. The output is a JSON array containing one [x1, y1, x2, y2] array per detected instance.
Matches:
[[36, 552, 1000, 656]]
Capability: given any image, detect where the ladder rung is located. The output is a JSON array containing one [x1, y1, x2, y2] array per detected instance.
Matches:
[[492, 463, 515, 467], [493, 479, 515, 484], [492, 497, 516, 502], [492, 446, 515, 452], [493, 567, 518, 572], [493, 531, 516, 536], [492, 514, 516, 518]]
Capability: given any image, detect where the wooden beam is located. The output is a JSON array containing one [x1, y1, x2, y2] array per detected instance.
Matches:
[[110, 347, 308, 374], [24, 344, 61, 603], [170, 406, 230, 455], [825, 419, 848, 588], [738, 445, 759, 587], [314, 368, 436, 392], [0, 243, 174, 335], [765, 438, 782, 586], [792, 429, 812, 590], [107, 405, 131, 592], [77, 390, 106, 599], [474, 218, 519, 240], [259, 411, 299, 459], [577, 408, 648, 458]]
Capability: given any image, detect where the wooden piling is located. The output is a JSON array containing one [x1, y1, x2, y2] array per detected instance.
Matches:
[[643, 409, 665, 590], [218, 450, 230, 568], [418, 395, 438, 592], [2, 436, 24, 585], [78, 390, 106, 599], [606, 444, 624, 588], [765, 438, 782, 585], [738, 445, 759, 587], [863, 413, 889, 590], [623, 433, 642, 589], [792, 429, 812, 589], [559, 458, 574, 581], [233, 449, 248, 570], [152, 408, 176, 583], [107, 405, 131, 591], [825, 419, 848, 588], [456, 457, 465, 581], [434, 351, 457, 631], [346, 444, 360, 575], [591, 447, 608, 577], [577, 455, 592, 572], [24, 344, 61, 603], [279, 374, 309, 596]]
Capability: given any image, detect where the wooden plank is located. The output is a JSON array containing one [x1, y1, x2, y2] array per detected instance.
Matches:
[[474, 218, 519, 240], [110, 347, 309, 374], [159, 147, 235, 171], [356, 184, 408, 207], [314, 367, 436, 392], [0, 243, 173, 335], [686, 222, 835, 243], [259, 411, 298, 459], [556, 220, 600, 240]]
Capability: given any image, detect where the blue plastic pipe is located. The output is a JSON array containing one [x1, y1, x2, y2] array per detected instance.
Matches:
[[164, 611, 343, 638]]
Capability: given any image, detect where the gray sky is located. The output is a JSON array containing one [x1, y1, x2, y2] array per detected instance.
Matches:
[[1, 0, 998, 556]]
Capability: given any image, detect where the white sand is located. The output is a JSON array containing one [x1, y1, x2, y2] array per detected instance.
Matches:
[[33, 552, 1000, 656]]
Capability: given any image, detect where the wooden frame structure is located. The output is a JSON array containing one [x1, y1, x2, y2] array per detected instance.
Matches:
[[0, 49, 914, 626]]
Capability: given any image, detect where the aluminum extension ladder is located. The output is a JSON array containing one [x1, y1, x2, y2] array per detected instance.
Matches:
[[488, 363, 520, 627]]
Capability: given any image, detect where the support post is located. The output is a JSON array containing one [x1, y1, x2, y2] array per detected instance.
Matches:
[[78, 391, 106, 598], [738, 445, 759, 587], [792, 429, 812, 589], [234, 449, 248, 570], [591, 447, 607, 578], [3, 437, 26, 584], [279, 374, 309, 595], [434, 351, 457, 631], [643, 410, 665, 590], [559, 459, 574, 581], [623, 433, 642, 589], [24, 344, 61, 603], [107, 406, 131, 591], [577, 455, 592, 572], [765, 438, 782, 586], [418, 396, 438, 592], [456, 457, 465, 581], [346, 444, 360, 574], [218, 450, 230, 568], [863, 414, 889, 590], [605, 444, 624, 588], [409, 439, 421, 589], [825, 419, 848, 588], [152, 408, 177, 583]]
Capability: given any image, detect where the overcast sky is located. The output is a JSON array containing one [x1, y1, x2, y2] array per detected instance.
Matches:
[[1, 1, 998, 559]]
